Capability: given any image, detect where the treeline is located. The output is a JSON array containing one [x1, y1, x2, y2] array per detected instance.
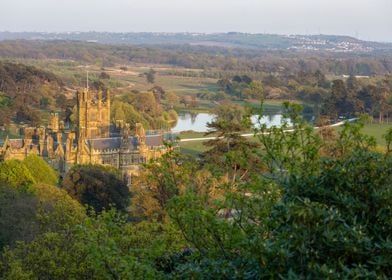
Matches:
[[0, 61, 66, 127], [0, 40, 392, 75], [213, 71, 392, 121], [1, 108, 392, 278]]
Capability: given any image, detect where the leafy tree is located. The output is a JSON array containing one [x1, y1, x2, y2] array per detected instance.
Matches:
[[0, 181, 84, 251], [15, 106, 42, 126], [131, 148, 192, 222], [0, 183, 38, 250], [202, 104, 260, 180], [133, 92, 161, 116], [165, 92, 180, 108], [0, 107, 11, 128], [61, 165, 130, 213], [149, 85, 165, 102], [0, 210, 161, 279], [55, 93, 68, 110], [322, 79, 358, 120], [23, 155, 59, 186], [99, 71, 110, 79], [145, 68, 156, 84], [0, 160, 36, 188], [242, 80, 264, 99]]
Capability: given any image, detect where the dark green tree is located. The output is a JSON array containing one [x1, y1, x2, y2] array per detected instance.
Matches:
[[61, 165, 130, 213], [145, 68, 156, 84]]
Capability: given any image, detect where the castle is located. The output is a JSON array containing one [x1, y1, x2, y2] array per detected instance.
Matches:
[[0, 89, 168, 182]]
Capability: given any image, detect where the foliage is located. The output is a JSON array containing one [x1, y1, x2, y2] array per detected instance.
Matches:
[[166, 104, 392, 278], [203, 104, 261, 179], [0, 182, 38, 250], [0, 180, 84, 251], [0, 61, 65, 126], [0, 209, 188, 279], [131, 148, 192, 222], [22, 155, 59, 186], [61, 165, 130, 213], [145, 68, 156, 84], [0, 160, 36, 188]]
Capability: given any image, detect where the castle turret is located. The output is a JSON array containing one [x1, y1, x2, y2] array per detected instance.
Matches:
[[76, 88, 110, 140], [49, 112, 59, 133], [36, 127, 46, 155]]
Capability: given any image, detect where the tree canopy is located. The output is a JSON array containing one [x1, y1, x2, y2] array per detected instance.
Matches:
[[61, 165, 130, 213]]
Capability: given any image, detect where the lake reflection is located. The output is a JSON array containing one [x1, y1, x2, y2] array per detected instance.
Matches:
[[172, 112, 291, 132]]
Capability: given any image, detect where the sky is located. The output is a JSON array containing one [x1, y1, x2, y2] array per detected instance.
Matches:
[[0, 0, 391, 42]]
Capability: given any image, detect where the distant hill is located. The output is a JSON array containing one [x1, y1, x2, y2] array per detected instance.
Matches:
[[0, 32, 391, 53], [0, 40, 391, 76]]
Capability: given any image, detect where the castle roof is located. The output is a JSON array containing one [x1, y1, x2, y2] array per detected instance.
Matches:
[[146, 135, 164, 147], [88, 137, 123, 150], [87, 135, 164, 151]]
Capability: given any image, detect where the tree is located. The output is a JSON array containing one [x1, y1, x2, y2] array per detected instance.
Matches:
[[149, 85, 165, 102], [15, 106, 42, 126], [55, 93, 68, 110], [23, 155, 59, 186], [189, 95, 199, 109], [61, 165, 130, 213], [217, 78, 234, 94], [242, 80, 264, 100], [0, 107, 11, 128], [165, 92, 179, 108], [0, 160, 36, 188], [131, 148, 191, 222], [99, 72, 110, 79], [203, 104, 261, 181], [134, 92, 161, 116], [322, 79, 354, 119], [145, 68, 156, 84], [0, 180, 84, 251], [0, 182, 38, 250]]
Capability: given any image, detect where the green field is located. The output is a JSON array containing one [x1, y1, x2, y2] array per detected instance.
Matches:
[[355, 123, 392, 146], [179, 141, 210, 157]]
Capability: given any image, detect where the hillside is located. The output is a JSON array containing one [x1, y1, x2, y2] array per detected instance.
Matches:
[[0, 32, 391, 52], [0, 40, 392, 76], [0, 62, 65, 127]]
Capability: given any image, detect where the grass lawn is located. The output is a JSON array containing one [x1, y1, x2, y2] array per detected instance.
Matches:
[[179, 140, 210, 157], [358, 123, 392, 146], [335, 122, 392, 146]]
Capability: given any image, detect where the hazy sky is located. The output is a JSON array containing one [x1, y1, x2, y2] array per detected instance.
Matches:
[[0, 0, 391, 42]]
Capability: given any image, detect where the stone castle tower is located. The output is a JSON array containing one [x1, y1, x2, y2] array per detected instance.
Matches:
[[76, 89, 110, 140]]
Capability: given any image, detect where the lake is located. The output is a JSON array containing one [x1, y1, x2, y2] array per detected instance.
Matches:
[[172, 112, 292, 132]]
